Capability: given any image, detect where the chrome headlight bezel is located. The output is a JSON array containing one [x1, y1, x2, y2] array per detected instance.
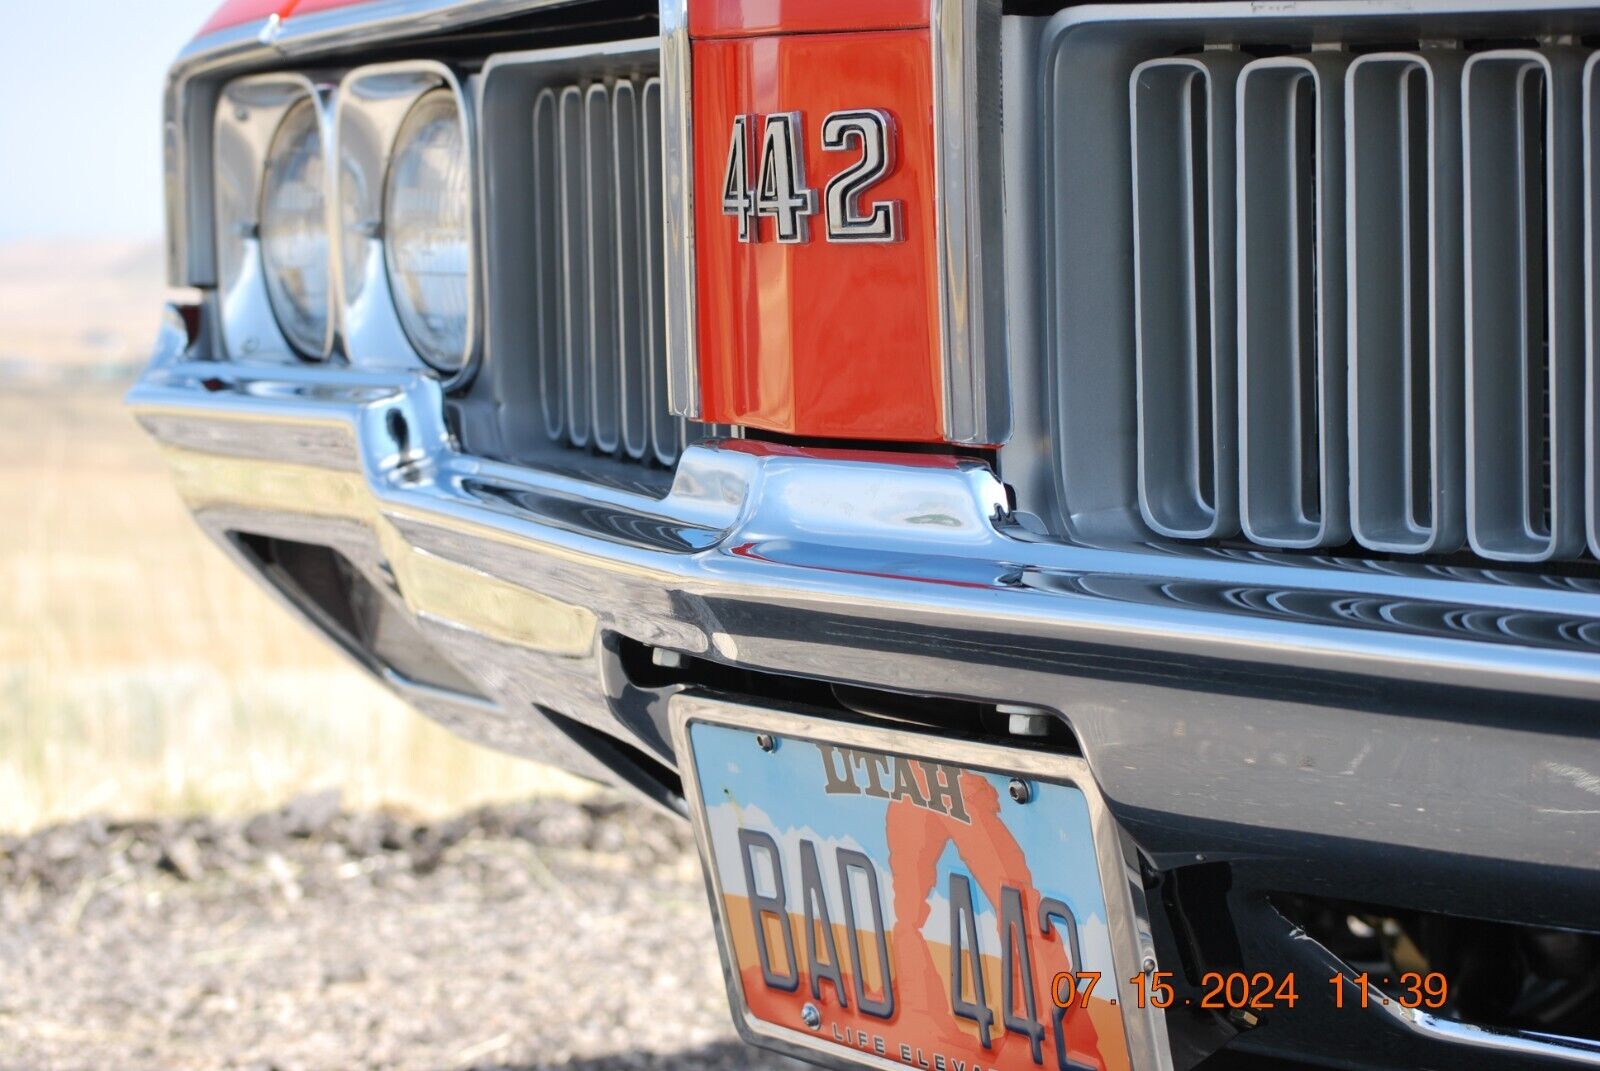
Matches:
[[335, 62, 480, 389], [213, 73, 337, 362], [384, 87, 474, 375], [260, 95, 335, 358]]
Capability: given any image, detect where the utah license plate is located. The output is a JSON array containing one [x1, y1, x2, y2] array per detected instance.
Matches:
[[673, 696, 1170, 1071]]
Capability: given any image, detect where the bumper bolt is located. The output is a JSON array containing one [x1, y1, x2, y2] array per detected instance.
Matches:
[[801, 1002, 821, 1030], [1008, 778, 1031, 804], [756, 733, 776, 753]]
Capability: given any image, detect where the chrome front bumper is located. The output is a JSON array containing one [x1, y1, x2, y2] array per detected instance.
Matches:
[[128, 324, 1600, 917]]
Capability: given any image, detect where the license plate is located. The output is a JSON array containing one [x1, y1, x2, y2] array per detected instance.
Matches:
[[673, 696, 1170, 1071]]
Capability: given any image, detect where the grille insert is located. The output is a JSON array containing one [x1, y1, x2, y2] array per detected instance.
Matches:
[[1043, 14, 1600, 566], [475, 42, 709, 474], [534, 76, 686, 464]]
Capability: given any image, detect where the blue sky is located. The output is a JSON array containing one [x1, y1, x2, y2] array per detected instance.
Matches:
[[0, 1, 218, 241]]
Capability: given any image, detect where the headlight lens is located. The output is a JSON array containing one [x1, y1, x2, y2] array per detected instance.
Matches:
[[384, 89, 472, 373], [259, 98, 331, 357], [339, 151, 374, 307]]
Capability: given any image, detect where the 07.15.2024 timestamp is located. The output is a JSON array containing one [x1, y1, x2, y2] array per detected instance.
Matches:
[[1050, 969, 1450, 1011]]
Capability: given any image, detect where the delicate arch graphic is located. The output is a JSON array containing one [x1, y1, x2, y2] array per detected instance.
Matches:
[[885, 769, 1108, 1070]]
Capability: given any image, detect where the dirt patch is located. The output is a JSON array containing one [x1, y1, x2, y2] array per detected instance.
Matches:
[[0, 793, 803, 1071]]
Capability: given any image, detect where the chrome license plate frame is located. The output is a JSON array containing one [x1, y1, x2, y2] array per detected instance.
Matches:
[[672, 693, 1173, 1071]]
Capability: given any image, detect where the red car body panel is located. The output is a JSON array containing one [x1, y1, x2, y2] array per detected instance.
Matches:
[[197, 0, 369, 35], [691, 24, 946, 442], [198, 0, 296, 33], [688, 0, 929, 37]]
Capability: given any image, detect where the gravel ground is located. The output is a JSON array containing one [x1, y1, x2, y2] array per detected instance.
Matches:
[[0, 793, 805, 1071]]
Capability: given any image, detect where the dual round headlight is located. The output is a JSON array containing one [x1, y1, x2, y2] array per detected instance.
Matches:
[[252, 84, 471, 375]]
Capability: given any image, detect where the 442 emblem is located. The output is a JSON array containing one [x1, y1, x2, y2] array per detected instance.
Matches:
[[721, 110, 902, 245]]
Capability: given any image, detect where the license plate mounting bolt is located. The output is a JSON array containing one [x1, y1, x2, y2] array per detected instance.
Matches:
[[756, 733, 777, 753], [1008, 778, 1032, 804], [801, 1002, 821, 1030]]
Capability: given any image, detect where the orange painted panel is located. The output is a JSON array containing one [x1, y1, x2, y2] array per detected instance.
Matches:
[[689, 0, 929, 38], [692, 31, 944, 441]]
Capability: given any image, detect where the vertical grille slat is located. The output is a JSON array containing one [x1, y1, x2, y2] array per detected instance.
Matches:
[[1347, 51, 1466, 554], [532, 88, 566, 444], [584, 83, 621, 456], [1464, 48, 1586, 562], [613, 80, 650, 462], [556, 84, 592, 450], [1586, 53, 1600, 557], [1130, 53, 1244, 540], [1237, 54, 1351, 549], [640, 77, 688, 466]]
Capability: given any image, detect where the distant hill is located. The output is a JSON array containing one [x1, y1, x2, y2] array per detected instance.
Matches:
[[0, 239, 168, 374]]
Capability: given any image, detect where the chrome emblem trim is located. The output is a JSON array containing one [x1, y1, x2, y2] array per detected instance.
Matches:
[[719, 110, 902, 245], [932, 0, 1011, 445], [821, 109, 903, 244]]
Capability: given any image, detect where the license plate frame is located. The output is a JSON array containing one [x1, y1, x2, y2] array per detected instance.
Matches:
[[672, 694, 1172, 1071]]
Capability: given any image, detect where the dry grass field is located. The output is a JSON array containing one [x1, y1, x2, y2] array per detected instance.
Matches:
[[0, 240, 585, 833]]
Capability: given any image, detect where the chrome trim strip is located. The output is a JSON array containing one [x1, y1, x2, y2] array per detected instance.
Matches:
[[1290, 925, 1600, 1068], [1049, 0, 1600, 33], [1380, 1004, 1600, 1067], [931, 0, 1010, 445], [671, 697, 1174, 1071], [659, 0, 700, 419], [381, 667, 501, 715], [272, 0, 581, 57]]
